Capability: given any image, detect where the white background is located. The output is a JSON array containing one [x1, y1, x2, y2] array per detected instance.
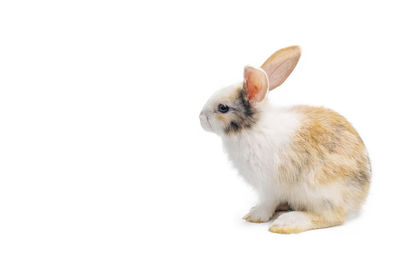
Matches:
[[1, 0, 399, 266]]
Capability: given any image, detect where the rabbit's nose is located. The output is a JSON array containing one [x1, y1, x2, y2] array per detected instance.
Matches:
[[200, 111, 208, 121]]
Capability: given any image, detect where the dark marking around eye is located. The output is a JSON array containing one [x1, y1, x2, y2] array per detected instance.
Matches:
[[224, 87, 258, 135]]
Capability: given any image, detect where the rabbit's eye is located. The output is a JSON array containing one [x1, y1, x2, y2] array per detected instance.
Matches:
[[218, 104, 229, 113]]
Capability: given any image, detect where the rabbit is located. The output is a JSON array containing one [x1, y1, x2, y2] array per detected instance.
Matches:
[[199, 46, 371, 234]]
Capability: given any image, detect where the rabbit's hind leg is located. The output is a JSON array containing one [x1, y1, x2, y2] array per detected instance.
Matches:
[[269, 209, 345, 234]]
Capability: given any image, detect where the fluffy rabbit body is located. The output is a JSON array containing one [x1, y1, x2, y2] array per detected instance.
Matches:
[[199, 46, 370, 234]]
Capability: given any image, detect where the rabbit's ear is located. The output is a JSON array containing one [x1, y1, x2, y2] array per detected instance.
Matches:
[[261, 46, 301, 91], [244, 65, 269, 103]]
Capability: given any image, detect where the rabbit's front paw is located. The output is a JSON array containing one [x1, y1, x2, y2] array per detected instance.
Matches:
[[243, 205, 274, 223]]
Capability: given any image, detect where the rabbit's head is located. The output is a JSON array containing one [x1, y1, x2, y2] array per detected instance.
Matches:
[[199, 46, 301, 136]]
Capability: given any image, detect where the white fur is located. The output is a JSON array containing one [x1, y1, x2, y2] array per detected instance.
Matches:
[[200, 83, 302, 218], [270, 211, 312, 229], [243, 203, 276, 222], [222, 103, 302, 216]]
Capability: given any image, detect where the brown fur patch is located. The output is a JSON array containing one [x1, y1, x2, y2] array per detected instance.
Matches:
[[269, 225, 305, 234], [216, 115, 228, 122], [277, 106, 370, 214]]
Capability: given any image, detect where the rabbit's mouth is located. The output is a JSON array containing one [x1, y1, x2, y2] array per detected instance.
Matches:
[[199, 112, 213, 132]]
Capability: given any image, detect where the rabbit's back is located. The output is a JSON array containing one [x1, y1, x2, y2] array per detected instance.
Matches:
[[277, 105, 371, 213]]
